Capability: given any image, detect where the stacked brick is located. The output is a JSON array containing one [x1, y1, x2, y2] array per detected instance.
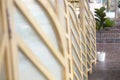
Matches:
[[97, 27, 120, 62]]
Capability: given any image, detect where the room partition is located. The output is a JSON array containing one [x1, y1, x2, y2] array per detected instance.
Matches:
[[0, 0, 96, 80]]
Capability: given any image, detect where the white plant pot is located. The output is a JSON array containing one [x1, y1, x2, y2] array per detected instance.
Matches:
[[97, 52, 106, 61], [118, 8, 120, 17], [97, 52, 101, 60]]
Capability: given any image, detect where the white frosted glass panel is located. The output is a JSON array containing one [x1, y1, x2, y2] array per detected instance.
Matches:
[[48, 0, 66, 31], [71, 34, 80, 53], [19, 51, 46, 80], [72, 47, 81, 66], [73, 64, 82, 79], [71, 27, 79, 38], [21, 0, 60, 50], [0, 60, 6, 80], [69, 7, 78, 27], [58, 0, 66, 28], [14, 8, 63, 80]]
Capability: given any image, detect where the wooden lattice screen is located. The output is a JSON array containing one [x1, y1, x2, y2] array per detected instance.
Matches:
[[0, 0, 96, 80]]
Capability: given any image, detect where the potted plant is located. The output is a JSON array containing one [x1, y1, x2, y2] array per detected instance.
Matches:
[[118, 1, 120, 8], [94, 7, 115, 61]]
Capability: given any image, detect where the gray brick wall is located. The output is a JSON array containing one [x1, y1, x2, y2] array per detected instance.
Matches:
[[97, 27, 120, 62]]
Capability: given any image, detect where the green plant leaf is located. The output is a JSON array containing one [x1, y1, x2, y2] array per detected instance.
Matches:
[[100, 13, 106, 18], [94, 7, 115, 31], [95, 18, 100, 22], [99, 7, 106, 12], [105, 18, 115, 27]]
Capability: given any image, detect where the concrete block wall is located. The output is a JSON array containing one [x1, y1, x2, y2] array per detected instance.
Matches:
[[96, 27, 120, 62]]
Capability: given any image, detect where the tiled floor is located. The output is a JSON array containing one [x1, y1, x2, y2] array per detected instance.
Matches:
[[89, 61, 120, 80]]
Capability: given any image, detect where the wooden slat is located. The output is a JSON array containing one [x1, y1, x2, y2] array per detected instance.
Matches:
[[37, 0, 67, 55], [72, 42, 82, 62], [71, 28, 80, 46], [74, 72, 80, 80], [15, 0, 65, 66], [81, 59, 87, 69], [83, 72, 87, 79], [73, 58, 82, 75], [17, 35, 56, 80], [70, 14, 80, 34], [71, 33, 80, 50]]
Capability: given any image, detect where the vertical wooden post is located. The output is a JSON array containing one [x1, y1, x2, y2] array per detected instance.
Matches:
[[6, 0, 19, 80], [1, 0, 13, 80]]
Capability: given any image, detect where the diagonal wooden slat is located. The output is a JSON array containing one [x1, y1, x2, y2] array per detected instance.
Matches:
[[72, 42, 82, 63], [14, 0, 65, 66], [36, 0, 67, 54], [83, 72, 87, 79], [71, 29, 80, 47], [74, 72, 80, 80], [70, 14, 79, 35], [17, 35, 56, 80], [68, 3, 79, 27], [73, 58, 82, 75]]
